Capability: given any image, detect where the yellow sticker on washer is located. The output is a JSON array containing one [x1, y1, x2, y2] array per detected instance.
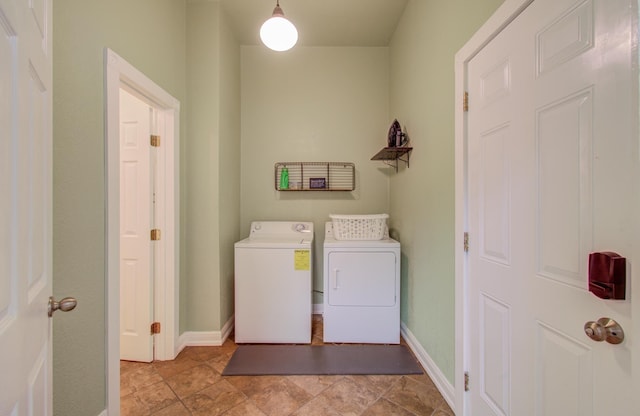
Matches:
[[294, 250, 310, 271]]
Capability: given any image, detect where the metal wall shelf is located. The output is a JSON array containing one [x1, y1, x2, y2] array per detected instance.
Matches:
[[371, 147, 413, 172], [275, 162, 355, 191]]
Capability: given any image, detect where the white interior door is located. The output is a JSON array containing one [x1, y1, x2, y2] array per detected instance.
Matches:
[[119, 88, 154, 362], [0, 0, 53, 413], [466, 0, 636, 414]]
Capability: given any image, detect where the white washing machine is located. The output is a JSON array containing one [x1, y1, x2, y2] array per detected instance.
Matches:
[[323, 222, 401, 344], [234, 221, 313, 343]]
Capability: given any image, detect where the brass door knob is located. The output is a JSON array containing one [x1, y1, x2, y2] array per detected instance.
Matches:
[[584, 317, 624, 344], [48, 296, 77, 317]]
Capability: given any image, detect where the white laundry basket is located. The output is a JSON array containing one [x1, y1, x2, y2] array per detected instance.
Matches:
[[329, 214, 389, 240]]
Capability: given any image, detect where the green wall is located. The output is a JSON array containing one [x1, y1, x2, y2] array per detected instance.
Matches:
[[217, 4, 242, 331], [388, 0, 504, 384], [185, 1, 240, 331], [54, 1, 240, 412], [240, 46, 390, 302], [52, 1, 187, 413]]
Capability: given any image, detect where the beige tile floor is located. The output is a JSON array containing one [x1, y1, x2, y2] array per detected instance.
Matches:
[[121, 315, 454, 416]]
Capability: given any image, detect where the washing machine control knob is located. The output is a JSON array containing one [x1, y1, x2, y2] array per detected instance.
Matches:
[[294, 223, 307, 232]]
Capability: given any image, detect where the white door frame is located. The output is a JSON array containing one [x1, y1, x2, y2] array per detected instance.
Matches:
[[454, 1, 640, 415], [454, 1, 534, 410], [104, 48, 180, 413]]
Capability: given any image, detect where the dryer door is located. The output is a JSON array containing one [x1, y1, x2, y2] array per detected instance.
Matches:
[[327, 251, 397, 306]]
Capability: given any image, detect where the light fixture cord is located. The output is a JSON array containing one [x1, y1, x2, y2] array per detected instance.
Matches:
[[272, 0, 284, 18]]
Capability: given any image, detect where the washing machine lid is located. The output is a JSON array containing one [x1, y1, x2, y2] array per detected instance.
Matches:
[[235, 237, 313, 249], [235, 221, 314, 248]]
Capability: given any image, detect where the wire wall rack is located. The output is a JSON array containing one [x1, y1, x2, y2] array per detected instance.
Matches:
[[274, 162, 355, 191]]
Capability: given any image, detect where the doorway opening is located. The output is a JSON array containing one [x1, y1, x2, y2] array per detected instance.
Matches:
[[105, 48, 180, 413]]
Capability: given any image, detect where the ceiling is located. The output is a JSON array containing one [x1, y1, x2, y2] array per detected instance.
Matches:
[[220, 0, 409, 47]]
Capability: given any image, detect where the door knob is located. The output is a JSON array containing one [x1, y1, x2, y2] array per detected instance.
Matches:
[[584, 317, 624, 344], [48, 296, 77, 317]]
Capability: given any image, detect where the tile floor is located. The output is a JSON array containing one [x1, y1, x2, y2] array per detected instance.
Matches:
[[121, 315, 454, 416]]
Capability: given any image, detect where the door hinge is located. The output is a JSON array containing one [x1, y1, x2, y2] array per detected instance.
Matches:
[[150, 229, 161, 241], [463, 91, 469, 112], [150, 134, 161, 147], [464, 371, 470, 391], [150, 322, 161, 334], [464, 232, 469, 252]]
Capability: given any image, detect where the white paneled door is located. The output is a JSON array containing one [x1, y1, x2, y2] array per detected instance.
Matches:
[[119, 88, 154, 362], [0, 0, 54, 414], [467, 0, 636, 414]]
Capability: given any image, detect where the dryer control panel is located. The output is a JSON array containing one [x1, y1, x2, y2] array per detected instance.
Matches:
[[249, 221, 313, 239]]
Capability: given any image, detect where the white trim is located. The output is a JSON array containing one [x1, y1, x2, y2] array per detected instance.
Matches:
[[177, 315, 235, 351], [178, 331, 225, 348], [150, 104, 179, 362], [96, 410, 108, 416], [454, 1, 534, 415], [104, 48, 181, 415], [312, 303, 324, 315], [401, 322, 455, 412]]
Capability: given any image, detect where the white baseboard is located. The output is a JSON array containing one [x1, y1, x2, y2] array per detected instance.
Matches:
[[177, 315, 234, 352], [97, 410, 108, 416], [401, 321, 456, 413], [220, 315, 234, 342], [313, 303, 324, 314]]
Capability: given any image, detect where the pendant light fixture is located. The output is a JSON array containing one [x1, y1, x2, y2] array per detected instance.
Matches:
[[260, 0, 298, 52]]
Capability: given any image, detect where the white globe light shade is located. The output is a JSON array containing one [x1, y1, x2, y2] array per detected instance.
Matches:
[[260, 16, 298, 52]]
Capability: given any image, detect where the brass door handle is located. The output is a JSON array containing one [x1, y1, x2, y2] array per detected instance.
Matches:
[[584, 317, 624, 344], [48, 296, 77, 317]]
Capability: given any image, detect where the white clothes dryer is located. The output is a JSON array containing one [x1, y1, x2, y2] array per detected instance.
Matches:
[[234, 221, 313, 343], [323, 222, 401, 344]]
